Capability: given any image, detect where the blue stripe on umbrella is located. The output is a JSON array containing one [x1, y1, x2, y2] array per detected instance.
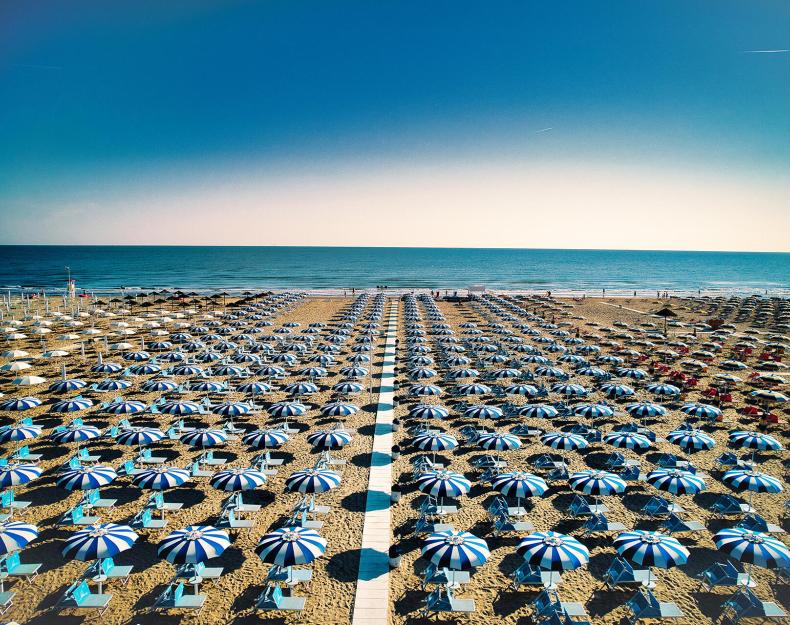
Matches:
[[516, 531, 590, 571], [422, 530, 490, 570], [256, 526, 327, 566], [62, 523, 138, 561], [158, 526, 230, 564]]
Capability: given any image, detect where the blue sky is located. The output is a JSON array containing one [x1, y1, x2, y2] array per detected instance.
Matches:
[[1, 1, 789, 249]]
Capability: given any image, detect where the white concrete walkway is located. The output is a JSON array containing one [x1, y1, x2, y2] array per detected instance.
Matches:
[[350, 301, 398, 625]]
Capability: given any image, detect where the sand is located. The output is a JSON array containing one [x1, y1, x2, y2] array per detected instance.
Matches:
[[0, 292, 788, 625]]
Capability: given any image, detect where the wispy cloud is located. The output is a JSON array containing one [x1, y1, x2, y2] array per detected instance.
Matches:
[[743, 49, 789, 54], [535, 127, 554, 133]]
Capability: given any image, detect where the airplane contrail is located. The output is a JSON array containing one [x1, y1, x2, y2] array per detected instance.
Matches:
[[743, 49, 789, 54], [535, 127, 554, 133]]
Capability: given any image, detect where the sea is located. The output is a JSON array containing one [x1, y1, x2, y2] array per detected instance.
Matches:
[[0, 246, 788, 296]]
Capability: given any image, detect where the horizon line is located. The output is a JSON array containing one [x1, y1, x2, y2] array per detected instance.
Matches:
[[1, 244, 789, 255]]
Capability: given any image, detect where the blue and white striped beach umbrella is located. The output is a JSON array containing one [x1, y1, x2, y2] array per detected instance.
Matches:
[[0, 463, 42, 488], [0, 521, 38, 553], [646, 383, 681, 397], [159, 400, 201, 415], [170, 365, 204, 376], [243, 428, 290, 449], [0, 424, 42, 443], [445, 368, 479, 380], [477, 432, 522, 452], [63, 523, 138, 561], [133, 466, 191, 490], [422, 530, 490, 570], [615, 367, 648, 380], [92, 362, 123, 374], [409, 404, 450, 421], [285, 468, 342, 494], [285, 382, 319, 396], [728, 431, 783, 452], [180, 429, 227, 448], [713, 528, 790, 569], [573, 403, 614, 419], [646, 469, 706, 496], [625, 402, 667, 419], [455, 383, 492, 396], [569, 470, 626, 496], [518, 404, 558, 419], [50, 424, 101, 444], [307, 429, 353, 450], [680, 402, 722, 420], [504, 383, 539, 397], [409, 367, 437, 380], [491, 472, 548, 499], [416, 470, 471, 498], [95, 379, 131, 392], [237, 381, 272, 395], [105, 400, 147, 415], [258, 365, 287, 378], [142, 379, 178, 392], [269, 401, 307, 418], [211, 402, 251, 417], [464, 404, 503, 420], [116, 428, 165, 447], [50, 397, 94, 413], [409, 384, 443, 397], [339, 366, 369, 379], [210, 467, 267, 491], [158, 526, 230, 564], [576, 366, 609, 378], [256, 526, 327, 566], [666, 429, 715, 452], [331, 381, 364, 395], [613, 531, 689, 569], [57, 465, 118, 490], [320, 402, 359, 418], [599, 383, 635, 399], [516, 531, 590, 571], [0, 397, 42, 411], [551, 383, 588, 397], [49, 379, 87, 393], [604, 431, 651, 450], [128, 363, 161, 375], [412, 432, 458, 452], [190, 381, 226, 393], [540, 432, 589, 451], [722, 469, 784, 495]]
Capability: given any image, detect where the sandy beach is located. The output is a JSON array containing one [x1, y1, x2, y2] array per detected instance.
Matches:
[[0, 292, 787, 625]]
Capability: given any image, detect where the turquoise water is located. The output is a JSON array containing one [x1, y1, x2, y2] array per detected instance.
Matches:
[[0, 246, 788, 294]]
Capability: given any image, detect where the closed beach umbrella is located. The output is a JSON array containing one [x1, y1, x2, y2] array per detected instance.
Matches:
[[57, 465, 117, 490], [133, 466, 190, 490], [256, 526, 327, 567], [0, 463, 42, 488], [158, 526, 230, 564], [0, 521, 38, 553], [285, 468, 342, 494], [422, 529, 490, 570]]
